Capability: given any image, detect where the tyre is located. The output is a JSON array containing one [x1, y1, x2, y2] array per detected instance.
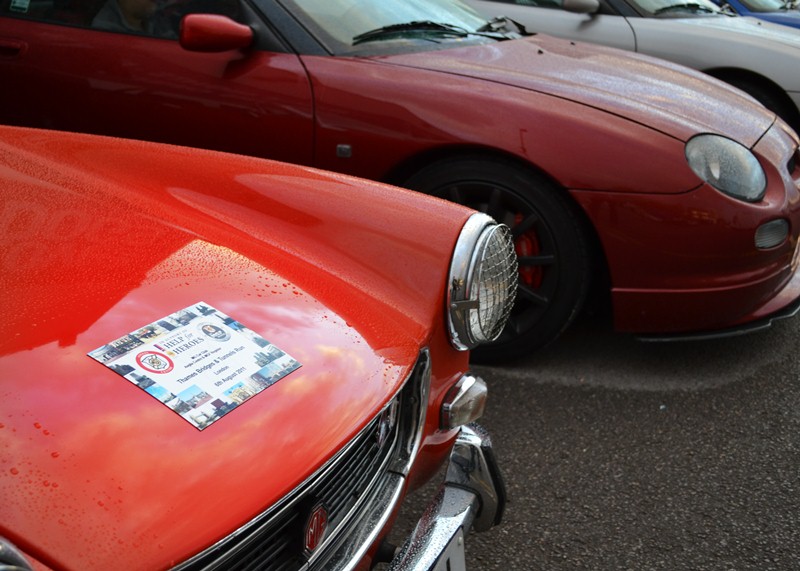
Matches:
[[404, 156, 591, 363]]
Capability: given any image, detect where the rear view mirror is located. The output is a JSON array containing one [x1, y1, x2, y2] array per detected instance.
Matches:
[[180, 14, 253, 52]]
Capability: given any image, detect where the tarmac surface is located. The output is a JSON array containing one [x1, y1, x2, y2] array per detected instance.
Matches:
[[394, 312, 800, 570]]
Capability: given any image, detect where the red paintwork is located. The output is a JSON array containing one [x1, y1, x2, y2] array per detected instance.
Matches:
[[574, 120, 800, 332], [0, 15, 798, 335], [0, 126, 474, 570]]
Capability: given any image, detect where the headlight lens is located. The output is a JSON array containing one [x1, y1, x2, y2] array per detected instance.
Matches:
[[448, 213, 517, 351], [685, 134, 766, 202]]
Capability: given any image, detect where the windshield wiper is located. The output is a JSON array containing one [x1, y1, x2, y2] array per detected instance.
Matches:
[[653, 2, 717, 14], [476, 16, 529, 36], [353, 21, 471, 45]]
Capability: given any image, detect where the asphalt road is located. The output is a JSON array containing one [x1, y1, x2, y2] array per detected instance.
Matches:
[[395, 312, 800, 570]]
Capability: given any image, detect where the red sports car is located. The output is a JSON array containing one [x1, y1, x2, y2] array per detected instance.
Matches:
[[0, 126, 517, 571], [1, 0, 799, 361]]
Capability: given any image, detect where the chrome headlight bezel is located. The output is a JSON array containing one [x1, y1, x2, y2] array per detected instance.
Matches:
[[447, 213, 517, 351], [685, 134, 767, 202], [0, 536, 32, 571]]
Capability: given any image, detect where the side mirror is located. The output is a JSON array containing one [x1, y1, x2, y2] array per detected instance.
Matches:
[[180, 14, 254, 52], [562, 0, 601, 14]]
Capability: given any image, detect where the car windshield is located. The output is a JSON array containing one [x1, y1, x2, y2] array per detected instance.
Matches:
[[628, 0, 724, 16], [271, 0, 507, 53], [738, 0, 794, 11]]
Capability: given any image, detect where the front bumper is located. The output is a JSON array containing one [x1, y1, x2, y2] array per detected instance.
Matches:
[[572, 116, 800, 336], [386, 423, 505, 571], [637, 270, 800, 342]]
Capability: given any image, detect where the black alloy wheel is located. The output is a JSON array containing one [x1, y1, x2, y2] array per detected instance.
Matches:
[[404, 156, 592, 363]]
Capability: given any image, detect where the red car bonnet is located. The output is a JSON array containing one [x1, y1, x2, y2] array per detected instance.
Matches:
[[374, 34, 775, 147], [0, 127, 473, 570]]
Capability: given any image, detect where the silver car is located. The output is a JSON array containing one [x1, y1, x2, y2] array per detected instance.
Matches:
[[467, 0, 800, 132]]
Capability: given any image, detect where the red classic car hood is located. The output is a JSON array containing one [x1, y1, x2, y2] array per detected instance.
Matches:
[[376, 35, 774, 146], [0, 128, 472, 570]]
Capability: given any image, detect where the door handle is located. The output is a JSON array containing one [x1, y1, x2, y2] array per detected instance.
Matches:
[[0, 39, 27, 58]]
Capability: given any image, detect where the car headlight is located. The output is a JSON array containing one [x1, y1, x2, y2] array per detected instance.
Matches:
[[448, 213, 517, 351], [685, 134, 766, 202]]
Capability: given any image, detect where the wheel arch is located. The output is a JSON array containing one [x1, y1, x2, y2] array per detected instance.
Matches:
[[384, 144, 569, 206], [385, 144, 614, 322], [703, 67, 800, 131]]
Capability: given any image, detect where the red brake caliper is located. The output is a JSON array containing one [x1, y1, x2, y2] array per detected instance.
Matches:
[[513, 213, 543, 288]]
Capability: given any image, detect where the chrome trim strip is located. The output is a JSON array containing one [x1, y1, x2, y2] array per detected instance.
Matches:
[[391, 349, 430, 476], [309, 350, 431, 569], [0, 537, 33, 571], [304, 413, 401, 566], [448, 213, 496, 351], [172, 350, 430, 571], [305, 351, 432, 566], [315, 473, 405, 571], [174, 418, 397, 571], [447, 213, 517, 350]]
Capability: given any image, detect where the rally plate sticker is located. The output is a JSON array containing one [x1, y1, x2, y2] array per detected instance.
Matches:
[[88, 302, 301, 430]]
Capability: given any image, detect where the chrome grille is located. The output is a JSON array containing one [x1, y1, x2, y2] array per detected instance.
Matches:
[[174, 352, 429, 571]]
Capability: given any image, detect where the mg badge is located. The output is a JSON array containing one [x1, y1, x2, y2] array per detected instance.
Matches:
[[304, 502, 329, 554]]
